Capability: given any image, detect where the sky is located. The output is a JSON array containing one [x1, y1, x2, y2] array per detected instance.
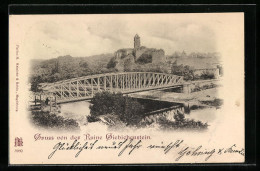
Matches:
[[13, 13, 243, 59]]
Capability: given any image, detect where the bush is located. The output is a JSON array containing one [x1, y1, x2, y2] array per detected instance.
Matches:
[[31, 111, 80, 130], [200, 98, 223, 107], [107, 57, 118, 69], [86, 115, 100, 123], [200, 71, 215, 80], [191, 83, 218, 92], [173, 111, 185, 123], [157, 112, 208, 130], [90, 91, 144, 125], [30, 76, 43, 92], [171, 64, 194, 81], [136, 54, 152, 64]]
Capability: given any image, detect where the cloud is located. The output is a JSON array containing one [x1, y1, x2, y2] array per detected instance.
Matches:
[[23, 14, 220, 59], [143, 22, 216, 53], [86, 19, 127, 42]]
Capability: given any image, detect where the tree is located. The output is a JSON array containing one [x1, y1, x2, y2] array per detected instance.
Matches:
[[79, 61, 89, 68], [30, 76, 43, 92], [120, 97, 144, 125], [90, 91, 118, 116], [89, 91, 144, 125], [107, 57, 118, 69], [200, 71, 215, 79], [171, 64, 194, 81]]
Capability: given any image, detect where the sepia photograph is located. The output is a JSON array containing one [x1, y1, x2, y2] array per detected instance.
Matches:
[[9, 13, 245, 164], [29, 14, 223, 132]]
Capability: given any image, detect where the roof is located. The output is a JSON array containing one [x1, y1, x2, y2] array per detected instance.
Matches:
[[134, 34, 140, 38]]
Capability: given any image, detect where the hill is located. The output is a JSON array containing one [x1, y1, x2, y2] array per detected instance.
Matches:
[[30, 53, 115, 88], [29, 50, 222, 92]]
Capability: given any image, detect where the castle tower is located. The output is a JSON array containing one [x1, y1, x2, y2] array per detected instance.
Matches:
[[134, 34, 140, 49]]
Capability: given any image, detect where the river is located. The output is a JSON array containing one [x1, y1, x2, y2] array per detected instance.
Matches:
[[59, 96, 218, 131]]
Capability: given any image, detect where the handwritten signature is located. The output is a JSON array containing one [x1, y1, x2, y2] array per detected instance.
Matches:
[[48, 139, 244, 161]]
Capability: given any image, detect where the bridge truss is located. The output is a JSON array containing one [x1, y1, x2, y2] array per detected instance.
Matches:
[[41, 72, 184, 103]]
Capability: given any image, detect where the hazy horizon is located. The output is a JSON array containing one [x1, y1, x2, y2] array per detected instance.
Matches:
[[13, 13, 242, 60]]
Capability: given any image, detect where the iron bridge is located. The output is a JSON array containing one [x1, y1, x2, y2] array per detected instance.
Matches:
[[40, 72, 184, 103]]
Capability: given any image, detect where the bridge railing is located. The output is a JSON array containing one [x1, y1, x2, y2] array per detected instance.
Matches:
[[41, 72, 184, 103]]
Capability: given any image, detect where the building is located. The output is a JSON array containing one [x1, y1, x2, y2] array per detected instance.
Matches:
[[114, 34, 166, 64], [134, 34, 140, 49]]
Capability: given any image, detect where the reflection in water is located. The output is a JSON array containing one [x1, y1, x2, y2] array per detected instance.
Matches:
[[59, 98, 217, 129], [60, 101, 91, 126], [185, 107, 217, 123], [183, 103, 191, 114]]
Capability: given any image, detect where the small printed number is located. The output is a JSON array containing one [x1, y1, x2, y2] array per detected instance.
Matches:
[[15, 149, 23, 152]]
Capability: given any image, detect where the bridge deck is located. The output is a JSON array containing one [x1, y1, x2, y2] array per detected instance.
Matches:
[[38, 72, 185, 104]]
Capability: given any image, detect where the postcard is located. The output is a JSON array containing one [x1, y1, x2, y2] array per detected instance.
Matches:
[[9, 13, 245, 164]]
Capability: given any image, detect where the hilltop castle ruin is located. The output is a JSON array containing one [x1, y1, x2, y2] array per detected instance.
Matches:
[[134, 34, 141, 49], [114, 34, 166, 64]]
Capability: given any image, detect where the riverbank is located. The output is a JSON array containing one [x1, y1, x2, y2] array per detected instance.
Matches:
[[129, 87, 223, 107]]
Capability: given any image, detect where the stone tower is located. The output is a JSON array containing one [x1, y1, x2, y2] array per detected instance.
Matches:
[[134, 34, 140, 49]]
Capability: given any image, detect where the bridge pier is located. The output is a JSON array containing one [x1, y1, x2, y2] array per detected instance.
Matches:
[[182, 83, 191, 94]]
